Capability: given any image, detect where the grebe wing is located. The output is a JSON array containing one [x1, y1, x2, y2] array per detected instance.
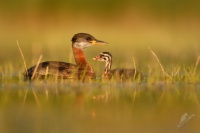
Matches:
[[25, 61, 79, 79]]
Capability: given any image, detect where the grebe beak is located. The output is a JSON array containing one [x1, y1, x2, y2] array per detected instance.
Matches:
[[90, 40, 108, 45]]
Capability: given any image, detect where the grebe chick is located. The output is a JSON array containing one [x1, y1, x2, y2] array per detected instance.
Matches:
[[25, 33, 107, 80], [93, 52, 141, 81]]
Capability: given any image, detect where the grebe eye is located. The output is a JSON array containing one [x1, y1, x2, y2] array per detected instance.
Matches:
[[86, 37, 91, 41], [103, 57, 107, 61]]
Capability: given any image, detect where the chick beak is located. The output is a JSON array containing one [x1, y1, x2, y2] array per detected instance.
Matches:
[[92, 57, 97, 60], [92, 55, 101, 60]]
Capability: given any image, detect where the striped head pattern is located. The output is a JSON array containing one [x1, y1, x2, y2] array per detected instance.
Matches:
[[93, 52, 112, 74]]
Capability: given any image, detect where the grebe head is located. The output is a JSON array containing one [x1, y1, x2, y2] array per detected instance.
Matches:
[[72, 33, 108, 49], [93, 52, 112, 62]]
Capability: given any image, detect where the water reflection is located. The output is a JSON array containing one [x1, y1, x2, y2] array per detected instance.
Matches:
[[0, 78, 199, 133]]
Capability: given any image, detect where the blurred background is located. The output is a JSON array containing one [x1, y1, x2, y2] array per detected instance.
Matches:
[[0, 1, 200, 133], [0, 0, 200, 74]]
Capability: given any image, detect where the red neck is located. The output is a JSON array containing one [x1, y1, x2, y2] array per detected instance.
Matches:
[[72, 47, 95, 78], [72, 47, 88, 66], [73, 46, 95, 70]]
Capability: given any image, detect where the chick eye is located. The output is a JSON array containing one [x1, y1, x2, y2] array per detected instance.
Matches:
[[103, 57, 107, 60]]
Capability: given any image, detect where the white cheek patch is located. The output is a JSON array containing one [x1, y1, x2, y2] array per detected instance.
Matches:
[[74, 42, 90, 49]]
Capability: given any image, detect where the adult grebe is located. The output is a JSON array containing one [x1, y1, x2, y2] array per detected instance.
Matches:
[[25, 33, 107, 80]]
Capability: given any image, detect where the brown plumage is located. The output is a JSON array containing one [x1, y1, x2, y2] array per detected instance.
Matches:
[[24, 33, 107, 80], [93, 52, 142, 81]]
